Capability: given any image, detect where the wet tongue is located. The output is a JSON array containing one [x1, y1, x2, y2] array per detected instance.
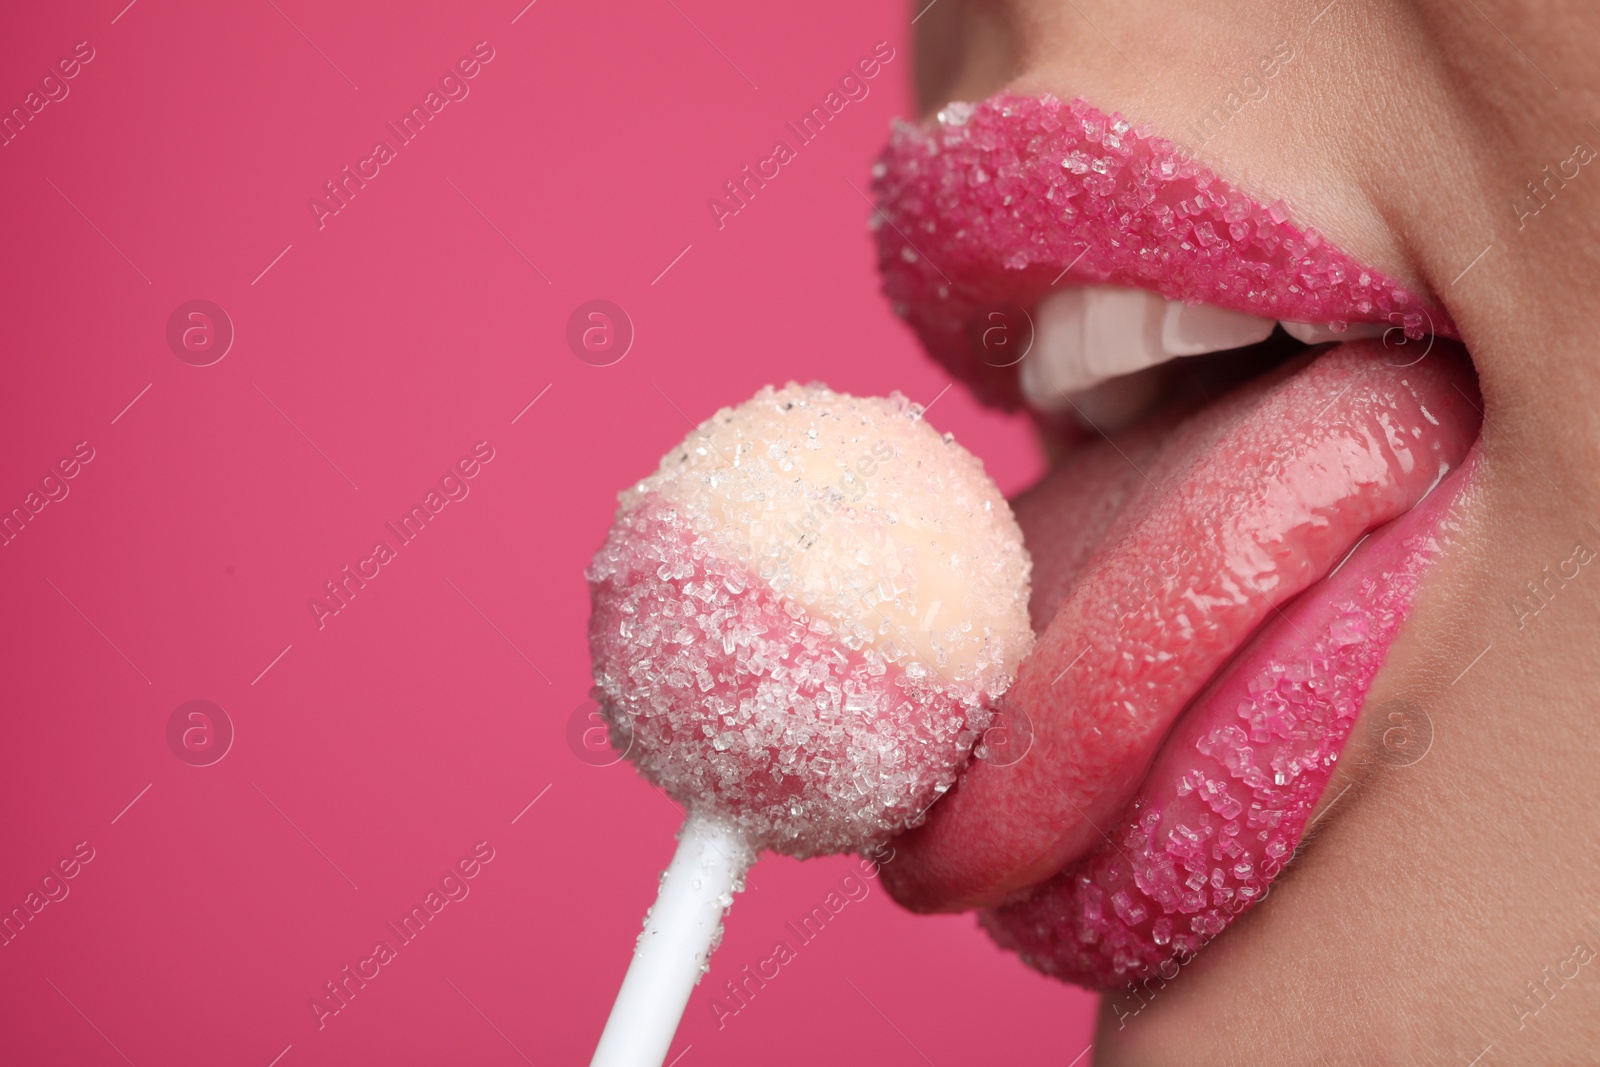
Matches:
[[882, 342, 1482, 912]]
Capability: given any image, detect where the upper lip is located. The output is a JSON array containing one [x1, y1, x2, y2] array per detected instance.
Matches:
[[870, 93, 1457, 411], [867, 91, 1484, 987]]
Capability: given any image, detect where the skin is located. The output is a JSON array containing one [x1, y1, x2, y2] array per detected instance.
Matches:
[[896, 1, 1600, 1062]]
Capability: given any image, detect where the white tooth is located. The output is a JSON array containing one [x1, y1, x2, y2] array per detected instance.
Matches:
[[1280, 320, 1390, 345], [1020, 286, 1168, 412], [1020, 287, 1285, 414], [1018, 291, 1084, 413], [1161, 301, 1277, 356]]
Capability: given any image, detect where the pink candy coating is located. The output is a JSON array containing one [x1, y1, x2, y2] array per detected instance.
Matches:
[[585, 385, 1033, 857]]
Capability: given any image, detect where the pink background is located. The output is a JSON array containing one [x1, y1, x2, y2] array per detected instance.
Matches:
[[0, 0, 1097, 1062]]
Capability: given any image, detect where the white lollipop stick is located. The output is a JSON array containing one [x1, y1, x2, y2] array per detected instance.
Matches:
[[590, 812, 752, 1067]]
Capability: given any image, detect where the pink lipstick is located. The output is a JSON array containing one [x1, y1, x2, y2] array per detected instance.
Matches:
[[871, 94, 1455, 409], [869, 92, 1483, 991], [981, 446, 1474, 988]]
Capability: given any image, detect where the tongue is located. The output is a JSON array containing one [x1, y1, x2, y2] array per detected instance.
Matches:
[[883, 342, 1481, 912]]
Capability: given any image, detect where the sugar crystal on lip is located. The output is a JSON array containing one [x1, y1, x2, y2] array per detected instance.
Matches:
[[871, 94, 1456, 408], [979, 538, 1446, 989]]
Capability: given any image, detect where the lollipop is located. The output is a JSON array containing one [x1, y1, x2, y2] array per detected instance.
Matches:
[[586, 383, 1032, 1066]]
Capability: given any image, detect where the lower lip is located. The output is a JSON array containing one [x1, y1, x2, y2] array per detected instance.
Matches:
[[979, 448, 1474, 988], [880, 343, 1482, 987]]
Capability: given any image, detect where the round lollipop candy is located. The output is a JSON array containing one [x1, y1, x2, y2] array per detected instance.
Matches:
[[586, 383, 1032, 1066]]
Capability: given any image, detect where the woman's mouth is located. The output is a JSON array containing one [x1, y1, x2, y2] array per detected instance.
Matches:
[[869, 94, 1484, 989]]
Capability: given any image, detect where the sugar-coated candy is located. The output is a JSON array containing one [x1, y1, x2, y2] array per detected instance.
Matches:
[[587, 383, 1033, 856]]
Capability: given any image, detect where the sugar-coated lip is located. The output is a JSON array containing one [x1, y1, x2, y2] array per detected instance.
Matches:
[[870, 92, 1485, 990], [884, 344, 1482, 989], [870, 93, 1457, 410], [980, 448, 1476, 989]]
